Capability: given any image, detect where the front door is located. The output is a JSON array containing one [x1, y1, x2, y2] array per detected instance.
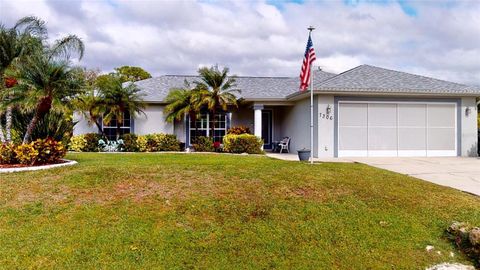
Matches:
[[262, 110, 273, 149]]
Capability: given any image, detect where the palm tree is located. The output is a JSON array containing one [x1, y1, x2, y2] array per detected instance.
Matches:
[[6, 34, 85, 143], [73, 69, 106, 135], [165, 81, 204, 140], [0, 16, 46, 142], [97, 75, 145, 140], [194, 66, 239, 139], [165, 80, 202, 122]]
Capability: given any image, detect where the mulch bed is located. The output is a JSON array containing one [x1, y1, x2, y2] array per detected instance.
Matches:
[[0, 160, 68, 169]]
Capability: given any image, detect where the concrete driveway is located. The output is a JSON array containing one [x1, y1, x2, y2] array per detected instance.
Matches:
[[351, 157, 480, 196]]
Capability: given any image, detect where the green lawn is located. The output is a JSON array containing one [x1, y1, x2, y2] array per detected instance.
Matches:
[[0, 153, 479, 269]]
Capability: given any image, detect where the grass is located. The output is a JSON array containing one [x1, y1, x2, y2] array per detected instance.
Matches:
[[0, 153, 479, 269]]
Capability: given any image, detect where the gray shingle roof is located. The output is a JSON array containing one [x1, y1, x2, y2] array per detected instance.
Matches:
[[134, 65, 480, 103], [314, 65, 480, 95], [133, 70, 336, 102]]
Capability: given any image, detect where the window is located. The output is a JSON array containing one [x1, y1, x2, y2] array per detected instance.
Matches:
[[189, 112, 227, 144], [102, 111, 131, 140]]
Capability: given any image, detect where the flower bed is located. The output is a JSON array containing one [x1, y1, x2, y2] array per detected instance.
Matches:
[[0, 159, 77, 173], [68, 133, 181, 152], [0, 138, 67, 166]]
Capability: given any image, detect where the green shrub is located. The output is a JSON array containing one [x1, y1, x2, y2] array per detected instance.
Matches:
[[227, 125, 251, 135], [83, 133, 102, 152], [33, 138, 67, 164], [121, 134, 139, 152], [192, 136, 214, 152], [223, 134, 263, 154], [68, 135, 86, 152], [69, 133, 102, 152], [136, 133, 181, 152], [0, 143, 17, 164], [14, 143, 39, 165]]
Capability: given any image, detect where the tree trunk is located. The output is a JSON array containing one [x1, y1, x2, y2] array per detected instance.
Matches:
[[5, 106, 12, 142], [23, 112, 40, 144], [210, 109, 216, 142], [116, 122, 121, 141], [0, 115, 5, 143], [23, 96, 52, 144]]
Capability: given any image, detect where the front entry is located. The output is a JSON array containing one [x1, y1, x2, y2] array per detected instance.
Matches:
[[262, 110, 273, 149]]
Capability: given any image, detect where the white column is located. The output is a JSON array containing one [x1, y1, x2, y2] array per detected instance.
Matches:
[[253, 104, 263, 138]]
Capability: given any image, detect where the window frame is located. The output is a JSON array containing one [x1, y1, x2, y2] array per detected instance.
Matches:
[[101, 111, 132, 140], [188, 112, 229, 145]]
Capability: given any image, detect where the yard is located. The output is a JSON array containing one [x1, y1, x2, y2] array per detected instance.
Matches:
[[0, 153, 479, 269]]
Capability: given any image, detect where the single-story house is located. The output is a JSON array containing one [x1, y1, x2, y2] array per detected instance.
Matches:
[[74, 64, 480, 158]]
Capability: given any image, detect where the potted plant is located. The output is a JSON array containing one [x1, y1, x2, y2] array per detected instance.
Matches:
[[297, 148, 311, 161]]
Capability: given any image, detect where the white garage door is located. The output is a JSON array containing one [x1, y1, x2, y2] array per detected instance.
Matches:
[[338, 102, 457, 157]]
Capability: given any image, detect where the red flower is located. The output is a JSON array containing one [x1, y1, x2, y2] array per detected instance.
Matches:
[[213, 142, 221, 149], [4, 77, 17, 88]]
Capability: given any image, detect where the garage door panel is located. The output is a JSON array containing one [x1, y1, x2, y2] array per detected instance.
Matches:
[[368, 103, 397, 126], [368, 127, 397, 150], [398, 127, 426, 150], [398, 104, 426, 126], [339, 103, 367, 126], [339, 127, 367, 150], [427, 104, 455, 127], [427, 128, 456, 150]]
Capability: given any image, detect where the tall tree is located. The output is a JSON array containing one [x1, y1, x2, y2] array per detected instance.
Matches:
[[0, 16, 46, 143], [6, 34, 85, 143], [114, 66, 152, 83], [97, 75, 145, 140], [194, 66, 239, 139]]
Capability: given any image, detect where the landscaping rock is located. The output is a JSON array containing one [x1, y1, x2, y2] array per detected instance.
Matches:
[[469, 227, 480, 246], [425, 263, 475, 270]]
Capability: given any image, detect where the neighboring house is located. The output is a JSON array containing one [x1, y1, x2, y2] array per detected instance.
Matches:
[[74, 64, 480, 158]]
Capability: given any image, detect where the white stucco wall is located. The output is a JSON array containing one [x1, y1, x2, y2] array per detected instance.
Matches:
[[317, 95, 335, 158], [73, 112, 98, 135], [461, 97, 478, 156], [280, 98, 312, 154], [134, 104, 174, 135], [174, 119, 186, 143]]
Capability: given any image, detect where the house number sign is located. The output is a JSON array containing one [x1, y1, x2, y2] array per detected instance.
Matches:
[[319, 113, 333, 120]]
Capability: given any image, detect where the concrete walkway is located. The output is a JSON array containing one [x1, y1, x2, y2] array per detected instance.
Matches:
[[266, 153, 480, 196], [350, 157, 480, 196], [266, 153, 356, 163]]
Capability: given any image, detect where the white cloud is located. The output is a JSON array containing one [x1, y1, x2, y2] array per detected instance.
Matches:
[[0, 0, 479, 85]]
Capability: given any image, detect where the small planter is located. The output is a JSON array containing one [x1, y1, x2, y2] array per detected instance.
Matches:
[[297, 149, 311, 161]]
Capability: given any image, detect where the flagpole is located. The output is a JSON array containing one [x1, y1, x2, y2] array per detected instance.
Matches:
[[308, 26, 315, 164]]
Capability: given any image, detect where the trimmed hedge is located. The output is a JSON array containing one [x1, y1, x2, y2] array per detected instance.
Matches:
[[192, 136, 214, 152], [69, 133, 181, 152], [121, 134, 139, 152], [137, 133, 181, 152], [223, 134, 263, 154], [68, 133, 102, 152]]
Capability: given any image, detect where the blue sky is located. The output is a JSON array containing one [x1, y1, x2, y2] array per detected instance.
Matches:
[[0, 0, 478, 85]]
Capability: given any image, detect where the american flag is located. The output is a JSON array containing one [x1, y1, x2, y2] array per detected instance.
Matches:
[[299, 34, 316, 91]]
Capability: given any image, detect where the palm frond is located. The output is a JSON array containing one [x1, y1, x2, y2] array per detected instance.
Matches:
[[49, 34, 84, 61]]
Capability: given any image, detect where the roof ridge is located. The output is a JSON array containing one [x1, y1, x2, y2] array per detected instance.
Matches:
[[314, 65, 365, 86], [160, 74, 295, 79]]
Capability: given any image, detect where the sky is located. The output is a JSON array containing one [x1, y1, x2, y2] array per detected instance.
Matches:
[[0, 0, 479, 86]]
